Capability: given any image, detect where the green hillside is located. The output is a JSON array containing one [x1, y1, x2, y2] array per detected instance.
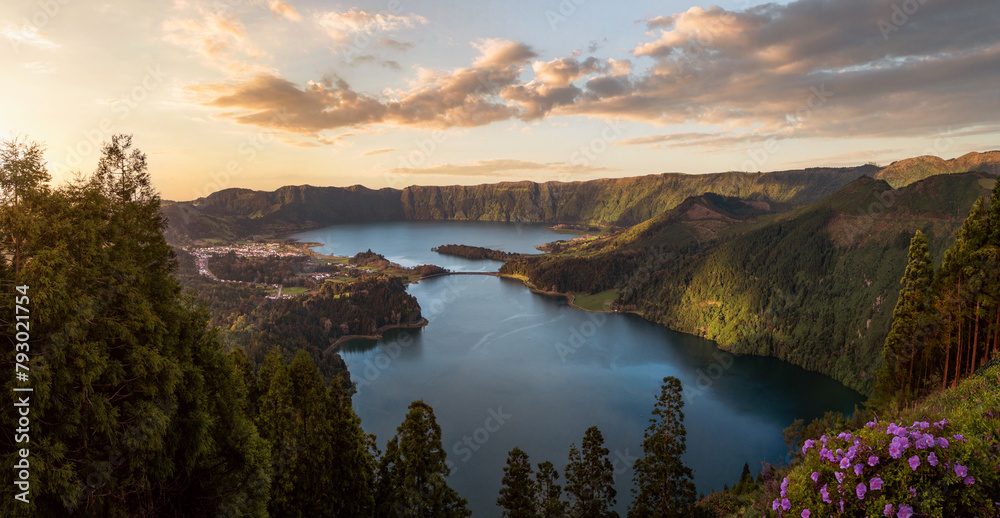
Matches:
[[162, 166, 877, 244], [502, 173, 997, 393]]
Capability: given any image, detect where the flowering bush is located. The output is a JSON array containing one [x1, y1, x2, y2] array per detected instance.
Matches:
[[771, 419, 997, 517]]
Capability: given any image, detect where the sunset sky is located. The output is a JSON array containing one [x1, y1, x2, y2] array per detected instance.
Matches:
[[1, 0, 998, 201]]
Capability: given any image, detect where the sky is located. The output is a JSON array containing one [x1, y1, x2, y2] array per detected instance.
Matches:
[[1, 0, 998, 202]]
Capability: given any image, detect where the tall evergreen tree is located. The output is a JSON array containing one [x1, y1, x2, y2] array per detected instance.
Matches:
[[376, 400, 470, 517], [878, 230, 934, 403], [565, 426, 618, 518], [935, 197, 990, 387], [0, 134, 49, 281], [254, 349, 375, 517], [535, 461, 566, 518], [498, 447, 538, 518], [1, 134, 270, 517], [628, 377, 696, 518]]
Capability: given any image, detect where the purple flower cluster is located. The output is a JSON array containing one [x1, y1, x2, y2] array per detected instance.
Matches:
[[772, 419, 976, 516]]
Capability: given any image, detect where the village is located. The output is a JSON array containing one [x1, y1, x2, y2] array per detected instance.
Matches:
[[182, 241, 374, 299]]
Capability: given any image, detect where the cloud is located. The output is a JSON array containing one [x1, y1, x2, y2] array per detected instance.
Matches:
[[2, 23, 59, 50], [348, 54, 402, 70], [362, 148, 394, 156], [190, 38, 538, 134], [163, 9, 270, 75], [384, 158, 617, 177], [316, 8, 427, 44], [267, 0, 301, 22], [24, 61, 57, 74], [189, 0, 1000, 147]]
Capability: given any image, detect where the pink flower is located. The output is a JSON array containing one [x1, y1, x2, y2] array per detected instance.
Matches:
[[938, 437, 949, 448], [854, 463, 864, 476], [897, 504, 913, 518], [835, 471, 845, 484], [964, 476, 975, 486], [856, 482, 867, 500], [868, 455, 879, 466], [801, 510, 811, 518], [811, 471, 819, 483], [908, 455, 920, 471], [883, 503, 893, 516], [840, 458, 851, 469], [955, 464, 968, 478], [928, 452, 938, 466], [870, 477, 883, 490], [781, 498, 791, 511]]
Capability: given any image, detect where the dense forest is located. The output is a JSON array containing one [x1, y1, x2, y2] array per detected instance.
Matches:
[[502, 174, 996, 393], [0, 135, 443, 516], [3, 133, 999, 516], [210, 252, 317, 286], [432, 244, 520, 261]]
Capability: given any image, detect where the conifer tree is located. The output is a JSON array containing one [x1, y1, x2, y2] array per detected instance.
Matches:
[[536, 461, 566, 518], [255, 349, 374, 517], [376, 400, 470, 517], [565, 426, 618, 518], [1, 134, 270, 517], [879, 230, 934, 402], [629, 377, 696, 518], [0, 134, 49, 281], [498, 447, 538, 518]]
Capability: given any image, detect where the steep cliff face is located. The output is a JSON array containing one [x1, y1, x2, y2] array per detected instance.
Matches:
[[400, 167, 877, 226], [162, 164, 880, 243]]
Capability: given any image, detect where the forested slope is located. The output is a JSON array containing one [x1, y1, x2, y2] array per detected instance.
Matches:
[[503, 173, 997, 393], [162, 165, 877, 244]]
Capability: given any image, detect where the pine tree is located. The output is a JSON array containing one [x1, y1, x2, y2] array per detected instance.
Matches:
[[732, 463, 754, 495], [535, 461, 566, 518], [565, 426, 618, 518], [628, 377, 696, 518], [498, 447, 538, 518], [878, 230, 934, 403], [376, 400, 470, 517]]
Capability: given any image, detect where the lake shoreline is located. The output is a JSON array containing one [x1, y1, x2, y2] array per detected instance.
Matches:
[[326, 318, 430, 352]]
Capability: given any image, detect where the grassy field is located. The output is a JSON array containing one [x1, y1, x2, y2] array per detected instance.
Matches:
[[266, 286, 311, 296], [570, 289, 617, 312]]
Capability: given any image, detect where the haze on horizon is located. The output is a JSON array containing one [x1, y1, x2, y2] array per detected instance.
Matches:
[[1, 0, 998, 202]]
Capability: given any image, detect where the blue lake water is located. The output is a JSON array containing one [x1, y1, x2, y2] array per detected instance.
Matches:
[[291, 221, 863, 516]]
